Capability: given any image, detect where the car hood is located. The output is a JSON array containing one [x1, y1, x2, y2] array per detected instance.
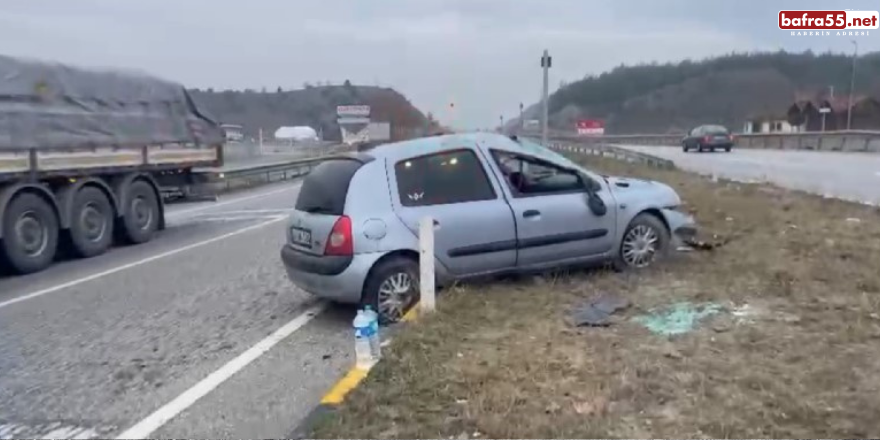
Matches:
[[604, 175, 682, 207]]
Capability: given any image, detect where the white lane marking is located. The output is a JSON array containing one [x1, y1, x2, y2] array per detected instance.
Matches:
[[0, 217, 286, 311], [207, 209, 295, 214], [114, 301, 328, 439], [165, 185, 299, 219], [195, 214, 287, 223]]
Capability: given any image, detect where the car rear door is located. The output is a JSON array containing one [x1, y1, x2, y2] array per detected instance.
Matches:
[[487, 150, 616, 267], [288, 157, 367, 255], [388, 147, 517, 276]]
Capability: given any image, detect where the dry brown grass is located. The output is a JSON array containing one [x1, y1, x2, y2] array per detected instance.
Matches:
[[313, 156, 880, 439]]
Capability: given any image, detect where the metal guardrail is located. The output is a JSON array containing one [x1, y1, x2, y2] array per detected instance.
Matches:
[[520, 129, 880, 153], [201, 144, 357, 194], [536, 139, 677, 170]]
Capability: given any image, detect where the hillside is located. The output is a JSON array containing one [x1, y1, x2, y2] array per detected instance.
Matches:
[[514, 51, 880, 134], [189, 83, 435, 141]]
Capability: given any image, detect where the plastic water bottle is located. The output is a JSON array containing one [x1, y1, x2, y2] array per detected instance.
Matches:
[[353, 310, 375, 369], [364, 306, 381, 360]]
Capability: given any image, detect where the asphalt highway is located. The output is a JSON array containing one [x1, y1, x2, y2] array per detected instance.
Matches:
[[616, 145, 880, 205], [0, 181, 355, 439]]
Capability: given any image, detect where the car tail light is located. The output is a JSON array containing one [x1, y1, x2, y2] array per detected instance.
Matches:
[[729, 134, 736, 141], [703, 136, 711, 143], [325, 215, 353, 256]]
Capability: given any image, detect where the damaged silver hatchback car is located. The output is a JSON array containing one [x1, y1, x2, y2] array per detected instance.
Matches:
[[281, 133, 696, 323]]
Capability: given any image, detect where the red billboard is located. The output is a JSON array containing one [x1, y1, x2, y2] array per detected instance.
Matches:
[[576, 119, 605, 135]]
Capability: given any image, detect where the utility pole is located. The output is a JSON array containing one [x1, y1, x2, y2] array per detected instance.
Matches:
[[499, 115, 504, 133], [519, 102, 524, 133], [540, 49, 551, 145], [847, 40, 858, 130]]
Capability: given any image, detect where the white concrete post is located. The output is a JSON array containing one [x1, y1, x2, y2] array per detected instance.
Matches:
[[419, 216, 436, 312], [258, 128, 264, 155]]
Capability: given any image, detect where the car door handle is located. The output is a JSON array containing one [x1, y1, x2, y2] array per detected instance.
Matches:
[[523, 209, 541, 218]]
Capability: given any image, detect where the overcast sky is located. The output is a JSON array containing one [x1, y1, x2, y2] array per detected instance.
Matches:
[[2, 0, 879, 129]]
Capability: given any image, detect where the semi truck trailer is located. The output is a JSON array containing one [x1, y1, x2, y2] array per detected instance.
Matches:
[[0, 55, 224, 275]]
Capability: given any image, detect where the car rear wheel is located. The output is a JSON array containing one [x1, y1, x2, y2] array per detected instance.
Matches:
[[362, 256, 420, 324], [697, 144, 705, 153], [725, 146, 732, 152], [682, 144, 689, 152], [613, 213, 670, 271]]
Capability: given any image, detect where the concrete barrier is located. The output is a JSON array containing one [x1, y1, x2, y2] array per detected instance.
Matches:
[[522, 129, 880, 153]]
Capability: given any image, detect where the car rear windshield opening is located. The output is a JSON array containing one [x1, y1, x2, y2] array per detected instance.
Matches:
[[295, 158, 365, 215], [704, 125, 729, 134]]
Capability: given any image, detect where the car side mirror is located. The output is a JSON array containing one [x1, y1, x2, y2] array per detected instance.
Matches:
[[580, 173, 602, 193], [579, 174, 607, 216], [587, 191, 607, 216]]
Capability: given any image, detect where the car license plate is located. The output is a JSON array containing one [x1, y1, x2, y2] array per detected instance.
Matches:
[[715, 135, 728, 141], [290, 227, 312, 247]]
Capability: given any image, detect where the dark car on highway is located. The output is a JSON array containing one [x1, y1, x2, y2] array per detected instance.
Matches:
[[682, 125, 735, 153]]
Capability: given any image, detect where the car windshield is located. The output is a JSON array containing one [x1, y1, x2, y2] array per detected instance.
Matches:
[[515, 138, 583, 170]]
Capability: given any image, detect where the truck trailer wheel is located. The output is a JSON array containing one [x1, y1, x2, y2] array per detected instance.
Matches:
[[0, 192, 59, 274], [117, 180, 159, 244], [67, 186, 114, 258]]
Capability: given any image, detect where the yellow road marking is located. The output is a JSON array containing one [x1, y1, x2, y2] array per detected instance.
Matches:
[[320, 366, 371, 405], [401, 303, 420, 322]]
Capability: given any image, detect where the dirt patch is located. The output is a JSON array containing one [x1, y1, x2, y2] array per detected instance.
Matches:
[[313, 155, 880, 438]]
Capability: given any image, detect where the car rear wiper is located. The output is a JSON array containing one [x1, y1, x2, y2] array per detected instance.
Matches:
[[301, 206, 333, 214]]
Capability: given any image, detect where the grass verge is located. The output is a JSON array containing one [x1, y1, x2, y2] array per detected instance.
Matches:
[[312, 155, 880, 438]]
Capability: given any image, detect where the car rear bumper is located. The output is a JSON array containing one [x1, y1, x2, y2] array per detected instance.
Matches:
[[280, 245, 383, 304], [704, 142, 734, 149], [281, 244, 352, 276]]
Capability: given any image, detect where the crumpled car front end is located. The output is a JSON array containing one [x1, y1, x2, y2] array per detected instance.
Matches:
[[606, 176, 698, 249], [661, 206, 698, 248]]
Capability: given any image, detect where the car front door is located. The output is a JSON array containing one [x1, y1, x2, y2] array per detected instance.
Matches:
[[487, 150, 616, 268], [389, 147, 517, 276]]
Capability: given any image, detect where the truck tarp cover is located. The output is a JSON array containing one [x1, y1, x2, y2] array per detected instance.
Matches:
[[0, 54, 223, 150]]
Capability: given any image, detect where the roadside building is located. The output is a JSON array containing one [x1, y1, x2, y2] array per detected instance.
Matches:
[[745, 95, 880, 133]]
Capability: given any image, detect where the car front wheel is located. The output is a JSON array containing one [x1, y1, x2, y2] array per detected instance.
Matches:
[[614, 213, 670, 271]]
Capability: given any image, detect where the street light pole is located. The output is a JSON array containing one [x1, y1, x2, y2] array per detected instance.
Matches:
[[540, 49, 552, 145], [847, 40, 858, 130], [500, 115, 504, 133]]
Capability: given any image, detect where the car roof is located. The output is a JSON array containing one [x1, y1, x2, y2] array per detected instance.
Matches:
[[353, 131, 593, 178], [364, 132, 525, 162]]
